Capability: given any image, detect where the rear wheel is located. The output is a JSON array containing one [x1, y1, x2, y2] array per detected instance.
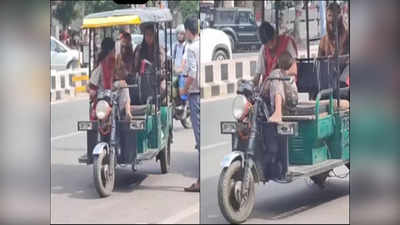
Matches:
[[93, 151, 115, 197], [218, 161, 255, 224], [180, 104, 192, 129], [160, 137, 171, 174], [213, 49, 228, 61]]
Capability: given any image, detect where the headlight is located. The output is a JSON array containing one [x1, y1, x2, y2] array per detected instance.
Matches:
[[232, 95, 249, 120], [96, 100, 111, 120]]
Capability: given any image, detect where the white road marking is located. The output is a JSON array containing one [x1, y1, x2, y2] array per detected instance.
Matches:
[[158, 204, 199, 224], [202, 141, 229, 150], [51, 131, 84, 142], [270, 205, 310, 220]]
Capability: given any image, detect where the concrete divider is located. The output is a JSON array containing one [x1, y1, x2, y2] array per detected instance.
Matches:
[[200, 47, 318, 99], [201, 56, 258, 99], [50, 68, 89, 102]]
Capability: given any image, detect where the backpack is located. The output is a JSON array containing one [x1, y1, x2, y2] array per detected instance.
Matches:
[[282, 76, 298, 110], [261, 69, 298, 111]]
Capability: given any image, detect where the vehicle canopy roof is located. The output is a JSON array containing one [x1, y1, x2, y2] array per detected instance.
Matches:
[[81, 7, 172, 29]]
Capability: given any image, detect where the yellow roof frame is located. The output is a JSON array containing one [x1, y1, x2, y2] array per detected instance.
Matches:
[[81, 15, 141, 28]]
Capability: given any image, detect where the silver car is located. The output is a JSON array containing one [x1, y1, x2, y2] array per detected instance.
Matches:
[[51, 36, 80, 70]]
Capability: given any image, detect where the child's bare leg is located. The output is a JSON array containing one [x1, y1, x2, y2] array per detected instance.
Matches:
[[269, 94, 283, 123], [124, 90, 132, 120]]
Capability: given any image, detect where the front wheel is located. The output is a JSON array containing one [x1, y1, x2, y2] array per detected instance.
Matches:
[[310, 171, 330, 189], [180, 104, 192, 129], [218, 161, 255, 224], [93, 151, 115, 197], [160, 137, 171, 174]]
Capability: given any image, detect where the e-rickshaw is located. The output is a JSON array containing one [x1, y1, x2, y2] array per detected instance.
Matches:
[[217, 1, 350, 223], [76, 8, 174, 197]]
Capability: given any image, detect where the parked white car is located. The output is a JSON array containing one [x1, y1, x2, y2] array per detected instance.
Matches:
[[51, 36, 80, 71], [201, 28, 232, 63]]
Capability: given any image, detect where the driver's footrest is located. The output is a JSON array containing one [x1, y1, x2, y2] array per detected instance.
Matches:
[[78, 154, 88, 164]]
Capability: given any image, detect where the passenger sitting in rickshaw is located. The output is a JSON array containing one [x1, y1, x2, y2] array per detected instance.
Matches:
[[130, 23, 167, 104], [87, 37, 132, 120], [114, 32, 135, 119], [258, 51, 299, 179], [318, 2, 350, 88], [261, 51, 298, 123], [255, 21, 299, 179]]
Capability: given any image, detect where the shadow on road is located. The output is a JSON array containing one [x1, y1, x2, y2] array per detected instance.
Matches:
[[51, 149, 198, 199], [51, 164, 148, 200], [202, 175, 349, 224]]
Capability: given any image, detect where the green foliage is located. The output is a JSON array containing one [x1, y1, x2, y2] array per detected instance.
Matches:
[[178, 1, 199, 22], [83, 1, 131, 16], [53, 1, 78, 29]]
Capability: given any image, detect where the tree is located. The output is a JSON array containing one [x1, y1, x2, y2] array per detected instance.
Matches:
[[53, 1, 78, 29], [83, 1, 131, 16], [179, 1, 199, 22]]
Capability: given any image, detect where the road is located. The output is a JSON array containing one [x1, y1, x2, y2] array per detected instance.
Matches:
[[51, 96, 199, 224], [200, 96, 349, 224]]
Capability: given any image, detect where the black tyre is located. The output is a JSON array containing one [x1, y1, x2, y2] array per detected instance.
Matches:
[[228, 35, 235, 51], [67, 60, 79, 70], [213, 49, 228, 61], [180, 105, 192, 129], [310, 171, 330, 189], [218, 161, 255, 224], [93, 151, 115, 197], [160, 137, 171, 174]]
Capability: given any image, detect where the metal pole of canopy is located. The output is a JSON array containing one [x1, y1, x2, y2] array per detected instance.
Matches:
[[276, 1, 279, 34], [261, 0, 265, 22], [155, 24, 160, 111], [305, 0, 310, 59], [333, 1, 340, 109], [88, 29, 92, 79], [164, 22, 168, 105]]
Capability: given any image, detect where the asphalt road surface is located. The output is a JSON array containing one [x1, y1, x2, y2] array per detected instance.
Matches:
[[200, 96, 349, 224], [51, 96, 199, 224]]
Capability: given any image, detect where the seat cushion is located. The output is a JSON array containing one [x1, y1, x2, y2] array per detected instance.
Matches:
[[285, 99, 349, 116], [286, 101, 330, 116], [130, 105, 147, 116]]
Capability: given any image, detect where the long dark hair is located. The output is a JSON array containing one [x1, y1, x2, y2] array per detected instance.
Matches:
[[95, 37, 115, 68], [138, 24, 155, 63], [326, 2, 346, 40]]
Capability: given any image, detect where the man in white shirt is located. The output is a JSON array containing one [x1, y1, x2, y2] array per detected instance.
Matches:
[[181, 17, 200, 193]]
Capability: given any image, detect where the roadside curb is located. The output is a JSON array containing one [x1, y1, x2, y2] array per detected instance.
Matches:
[[200, 56, 257, 100], [50, 68, 89, 102]]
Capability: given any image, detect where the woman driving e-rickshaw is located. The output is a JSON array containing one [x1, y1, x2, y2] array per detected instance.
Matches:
[[77, 7, 175, 198]]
